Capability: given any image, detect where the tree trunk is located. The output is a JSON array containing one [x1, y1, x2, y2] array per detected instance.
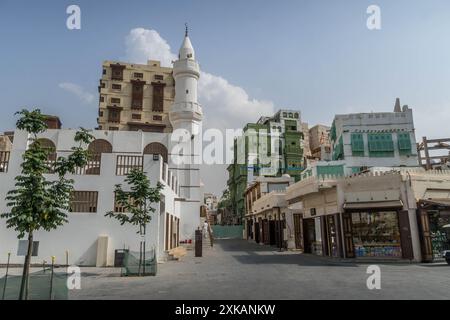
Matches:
[[143, 225, 146, 276], [138, 241, 142, 277], [19, 231, 33, 300]]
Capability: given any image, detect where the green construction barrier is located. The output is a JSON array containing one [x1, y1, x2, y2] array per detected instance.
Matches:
[[0, 270, 68, 300], [122, 250, 157, 276], [211, 225, 244, 239]]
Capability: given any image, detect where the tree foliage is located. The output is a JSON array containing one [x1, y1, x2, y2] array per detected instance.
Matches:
[[105, 168, 163, 231], [1, 110, 94, 238]]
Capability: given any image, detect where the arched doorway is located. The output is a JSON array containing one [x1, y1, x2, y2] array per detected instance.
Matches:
[[85, 139, 113, 174], [143, 142, 168, 163]]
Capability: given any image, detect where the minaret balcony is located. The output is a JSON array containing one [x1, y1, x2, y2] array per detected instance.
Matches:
[[173, 60, 200, 78]]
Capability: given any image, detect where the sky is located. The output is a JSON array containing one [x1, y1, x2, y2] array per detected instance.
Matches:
[[0, 0, 450, 196]]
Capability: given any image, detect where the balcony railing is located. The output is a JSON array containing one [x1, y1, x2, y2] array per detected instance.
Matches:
[[75, 154, 102, 175], [116, 155, 143, 176]]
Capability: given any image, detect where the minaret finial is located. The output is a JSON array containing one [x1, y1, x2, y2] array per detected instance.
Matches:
[[185, 23, 188, 37]]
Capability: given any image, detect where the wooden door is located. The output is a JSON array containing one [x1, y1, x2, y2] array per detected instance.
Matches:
[[255, 222, 260, 243], [269, 220, 276, 246], [417, 209, 433, 262], [342, 212, 355, 258], [263, 220, 270, 245], [303, 219, 315, 254], [293, 214, 303, 250], [398, 210, 414, 260]]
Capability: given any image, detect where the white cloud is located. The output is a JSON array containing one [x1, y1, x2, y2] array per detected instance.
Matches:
[[125, 28, 177, 67], [124, 28, 275, 130], [58, 82, 95, 105]]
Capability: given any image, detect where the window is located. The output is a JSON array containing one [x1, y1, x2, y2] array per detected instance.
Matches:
[[134, 72, 143, 78], [0, 151, 11, 173], [113, 192, 136, 213], [100, 81, 106, 88], [397, 132, 412, 155], [352, 211, 402, 258], [112, 84, 122, 90], [111, 67, 124, 81], [351, 133, 365, 157], [332, 136, 344, 160], [154, 74, 164, 80], [132, 113, 141, 120], [100, 96, 105, 102], [368, 133, 394, 157], [99, 111, 103, 117], [153, 115, 162, 121], [109, 126, 119, 131], [108, 109, 121, 123], [102, 69, 106, 75], [131, 82, 144, 110], [111, 98, 121, 104], [70, 191, 98, 213], [152, 84, 164, 112]]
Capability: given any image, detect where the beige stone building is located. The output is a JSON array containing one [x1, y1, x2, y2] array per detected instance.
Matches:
[[97, 60, 175, 133], [309, 124, 331, 160], [284, 168, 450, 262]]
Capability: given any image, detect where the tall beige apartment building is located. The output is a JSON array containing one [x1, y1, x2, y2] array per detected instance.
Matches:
[[97, 60, 175, 133], [309, 124, 331, 159]]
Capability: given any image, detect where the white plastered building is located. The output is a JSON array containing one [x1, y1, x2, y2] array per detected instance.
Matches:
[[0, 31, 203, 266]]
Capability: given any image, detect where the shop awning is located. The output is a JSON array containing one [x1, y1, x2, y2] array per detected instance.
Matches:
[[343, 200, 403, 210], [418, 198, 450, 208]]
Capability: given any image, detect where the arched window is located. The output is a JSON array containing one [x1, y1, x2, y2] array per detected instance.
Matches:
[[34, 138, 56, 173], [88, 139, 113, 154], [143, 142, 168, 163], [84, 139, 113, 175], [36, 138, 57, 161]]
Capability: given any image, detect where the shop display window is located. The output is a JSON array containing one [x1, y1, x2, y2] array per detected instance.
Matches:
[[351, 211, 402, 258]]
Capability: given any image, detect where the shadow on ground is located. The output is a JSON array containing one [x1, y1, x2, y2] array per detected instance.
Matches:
[[214, 239, 357, 267]]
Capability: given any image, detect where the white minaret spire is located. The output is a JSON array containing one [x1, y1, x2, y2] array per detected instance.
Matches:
[[169, 26, 203, 241], [169, 25, 202, 134]]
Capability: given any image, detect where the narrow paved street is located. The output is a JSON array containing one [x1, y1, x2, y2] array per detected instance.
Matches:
[[71, 239, 450, 300]]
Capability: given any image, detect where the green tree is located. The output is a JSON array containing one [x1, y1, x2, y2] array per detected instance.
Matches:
[[1, 109, 94, 300], [218, 188, 230, 209], [105, 168, 163, 276]]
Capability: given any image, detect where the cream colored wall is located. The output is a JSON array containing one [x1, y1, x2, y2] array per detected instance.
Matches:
[[302, 188, 338, 218]]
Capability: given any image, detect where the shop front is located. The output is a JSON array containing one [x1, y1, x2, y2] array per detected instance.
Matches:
[[417, 200, 450, 262], [349, 211, 402, 258], [342, 203, 414, 259], [302, 213, 341, 257]]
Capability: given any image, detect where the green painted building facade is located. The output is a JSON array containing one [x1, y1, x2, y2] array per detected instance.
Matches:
[[226, 110, 305, 221]]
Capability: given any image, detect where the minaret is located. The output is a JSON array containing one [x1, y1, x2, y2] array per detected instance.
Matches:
[[169, 26, 203, 240], [169, 25, 203, 137]]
